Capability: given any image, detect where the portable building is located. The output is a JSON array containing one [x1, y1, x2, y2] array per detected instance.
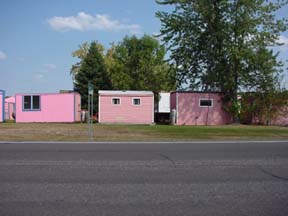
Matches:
[[15, 92, 81, 123], [271, 111, 288, 126], [5, 96, 15, 120], [0, 90, 5, 122], [239, 93, 288, 126], [171, 92, 232, 125], [98, 90, 154, 124]]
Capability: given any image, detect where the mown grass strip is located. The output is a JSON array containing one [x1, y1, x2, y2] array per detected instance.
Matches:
[[0, 123, 287, 141]]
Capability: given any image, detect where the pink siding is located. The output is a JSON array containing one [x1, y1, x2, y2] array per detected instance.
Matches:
[[5, 96, 15, 103], [271, 116, 288, 126], [5, 96, 15, 120], [175, 92, 232, 125], [99, 93, 154, 124], [170, 92, 177, 110], [74, 93, 81, 122], [271, 107, 288, 126], [15, 93, 81, 123], [0, 92, 3, 122]]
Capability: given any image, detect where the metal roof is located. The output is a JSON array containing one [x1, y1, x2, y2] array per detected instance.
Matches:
[[98, 90, 153, 95], [171, 91, 224, 94]]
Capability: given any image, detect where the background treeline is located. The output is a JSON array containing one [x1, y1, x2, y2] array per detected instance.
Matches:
[[71, 0, 288, 124], [71, 35, 176, 111]]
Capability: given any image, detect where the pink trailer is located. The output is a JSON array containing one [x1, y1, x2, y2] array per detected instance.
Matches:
[[98, 90, 154, 124], [265, 107, 288, 126], [15, 92, 81, 123], [271, 114, 288, 126], [5, 96, 15, 120], [0, 90, 5, 122], [171, 92, 232, 125]]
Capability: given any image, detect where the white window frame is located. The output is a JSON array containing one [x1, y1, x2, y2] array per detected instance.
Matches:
[[132, 97, 141, 106], [111, 98, 121, 105], [199, 98, 213, 107], [23, 95, 41, 111]]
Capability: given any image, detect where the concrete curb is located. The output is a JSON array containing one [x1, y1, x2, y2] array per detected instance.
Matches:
[[0, 140, 287, 144]]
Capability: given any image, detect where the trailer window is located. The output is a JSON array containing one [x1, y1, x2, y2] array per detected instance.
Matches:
[[23, 95, 40, 110], [199, 99, 213, 107], [112, 98, 120, 105], [133, 98, 141, 106]]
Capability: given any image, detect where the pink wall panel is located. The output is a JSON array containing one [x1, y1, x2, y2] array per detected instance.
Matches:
[[5, 102, 15, 120], [5, 96, 15, 103], [99, 95, 154, 124], [15, 93, 80, 123], [5, 96, 15, 120], [74, 94, 81, 122], [176, 92, 232, 125], [0, 93, 3, 122], [170, 92, 177, 110], [271, 107, 288, 126]]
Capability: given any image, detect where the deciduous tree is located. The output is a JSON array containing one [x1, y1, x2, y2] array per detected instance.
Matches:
[[106, 35, 176, 94], [156, 0, 288, 121]]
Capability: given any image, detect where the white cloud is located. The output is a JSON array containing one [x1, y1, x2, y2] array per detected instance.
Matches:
[[277, 35, 288, 51], [44, 63, 56, 70], [278, 35, 288, 45], [34, 73, 44, 80], [47, 12, 142, 34], [0, 51, 6, 60]]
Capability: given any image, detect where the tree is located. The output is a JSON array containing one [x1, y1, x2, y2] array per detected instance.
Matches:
[[73, 41, 111, 112], [240, 90, 288, 125], [71, 36, 176, 112], [156, 0, 288, 121], [106, 35, 176, 94], [70, 42, 105, 81]]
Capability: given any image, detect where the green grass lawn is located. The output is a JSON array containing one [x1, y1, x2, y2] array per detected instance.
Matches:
[[0, 123, 287, 142]]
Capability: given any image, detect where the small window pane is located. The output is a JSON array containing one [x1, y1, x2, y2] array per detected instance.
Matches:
[[23, 96, 31, 110], [133, 98, 141, 105], [200, 99, 212, 107], [112, 98, 120, 105], [32, 96, 40, 110]]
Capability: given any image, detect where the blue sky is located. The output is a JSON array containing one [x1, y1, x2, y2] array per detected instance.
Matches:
[[0, 0, 287, 96]]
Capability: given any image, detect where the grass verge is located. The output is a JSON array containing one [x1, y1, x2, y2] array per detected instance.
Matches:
[[0, 123, 287, 142]]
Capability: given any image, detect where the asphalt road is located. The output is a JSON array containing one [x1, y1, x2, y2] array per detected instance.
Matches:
[[0, 141, 288, 216]]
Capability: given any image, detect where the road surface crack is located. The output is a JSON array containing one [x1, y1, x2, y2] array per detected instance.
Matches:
[[259, 166, 288, 182], [157, 153, 176, 167]]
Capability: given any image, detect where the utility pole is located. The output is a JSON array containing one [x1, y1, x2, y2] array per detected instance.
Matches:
[[87, 82, 94, 141]]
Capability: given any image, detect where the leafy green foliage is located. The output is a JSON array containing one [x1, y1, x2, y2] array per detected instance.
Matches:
[[73, 41, 112, 112], [240, 90, 288, 125], [106, 35, 176, 93], [71, 36, 176, 112], [70, 42, 104, 81], [156, 0, 288, 120]]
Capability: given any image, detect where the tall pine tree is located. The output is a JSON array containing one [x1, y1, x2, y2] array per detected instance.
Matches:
[[74, 41, 112, 112]]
